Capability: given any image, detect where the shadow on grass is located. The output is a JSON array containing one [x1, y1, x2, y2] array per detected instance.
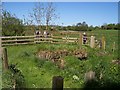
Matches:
[[83, 80, 120, 90]]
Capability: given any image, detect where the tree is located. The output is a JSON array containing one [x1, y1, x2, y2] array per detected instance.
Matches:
[[76, 22, 82, 26], [29, 2, 58, 31], [45, 2, 58, 30], [101, 23, 107, 29], [89, 25, 94, 31], [0, 3, 2, 36], [76, 21, 88, 31], [2, 10, 24, 36], [101, 23, 118, 30], [29, 2, 44, 30], [107, 24, 114, 30]]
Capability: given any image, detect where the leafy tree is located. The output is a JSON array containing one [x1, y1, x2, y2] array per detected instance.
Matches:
[[88, 25, 94, 31], [2, 10, 25, 36], [101, 23, 119, 30], [76, 22, 82, 26], [76, 21, 88, 31], [117, 23, 120, 30]]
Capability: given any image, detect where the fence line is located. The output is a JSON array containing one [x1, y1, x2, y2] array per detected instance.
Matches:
[[0, 34, 106, 50], [0, 35, 79, 46]]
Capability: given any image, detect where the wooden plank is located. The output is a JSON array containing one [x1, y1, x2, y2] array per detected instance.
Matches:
[[51, 42, 66, 44], [34, 38, 53, 40], [67, 40, 76, 43], [51, 41, 76, 44], [51, 39, 67, 42], [2, 39, 34, 42], [1, 35, 35, 39], [35, 35, 51, 37], [2, 42, 35, 46], [62, 37, 78, 40]]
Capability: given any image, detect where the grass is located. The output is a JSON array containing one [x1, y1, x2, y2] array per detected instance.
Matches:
[[2, 30, 119, 88], [6, 44, 79, 88]]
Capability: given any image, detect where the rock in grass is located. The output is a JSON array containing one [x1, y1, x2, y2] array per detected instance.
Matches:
[[84, 71, 95, 82], [112, 60, 120, 64], [58, 59, 65, 69]]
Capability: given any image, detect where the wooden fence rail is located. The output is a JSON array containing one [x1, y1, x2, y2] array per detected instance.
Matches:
[[0, 35, 78, 46], [0, 34, 106, 50]]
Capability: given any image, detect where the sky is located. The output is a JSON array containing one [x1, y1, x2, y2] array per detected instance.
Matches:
[[1, 0, 120, 2], [2, 2, 118, 26]]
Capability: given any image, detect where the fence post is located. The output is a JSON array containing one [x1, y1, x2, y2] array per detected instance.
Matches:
[[0, 37, 1, 48], [50, 34, 52, 43], [34, 34, 36, 44], [84, 70, 95, 82], [112, 42, 115, 52], [79, 33, 82, 48], [52, 76, 63, 90], [90, 36, 95, 48], [2, 47, 9, 70], [0, 47, 3, 70], [0, 37, 2, 60], [101, 36, 105, 50], [15, 35, 17, 44]]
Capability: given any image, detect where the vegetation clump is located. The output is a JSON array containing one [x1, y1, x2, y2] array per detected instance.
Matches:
[[2, 64, 25, 89], [37, 49, 88, 62]]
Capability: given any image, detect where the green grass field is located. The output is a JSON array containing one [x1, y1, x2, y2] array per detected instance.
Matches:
[[2, 30, 119, 88]]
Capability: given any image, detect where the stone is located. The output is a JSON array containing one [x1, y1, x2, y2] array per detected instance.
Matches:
[[84, 71, 95, 82]]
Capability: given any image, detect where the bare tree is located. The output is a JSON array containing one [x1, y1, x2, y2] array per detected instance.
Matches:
[[29, 2, 45, 30], [28, 2, 58, 31], [45, 2, 58, 30], [23, 15, 34, 35], [0, 2, 2, 37]]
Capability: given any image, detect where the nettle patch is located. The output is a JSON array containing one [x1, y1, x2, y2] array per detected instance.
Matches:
[[36, 49, 88, 69]]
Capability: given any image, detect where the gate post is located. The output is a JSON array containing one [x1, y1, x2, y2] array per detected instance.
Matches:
[[0, 37, 1, 48], [52, 76, 63, 90], [101, 36, 106, 50], [90, 36, 95, 48], [79, 33, 82, 48], [2, 47, 9, 70]]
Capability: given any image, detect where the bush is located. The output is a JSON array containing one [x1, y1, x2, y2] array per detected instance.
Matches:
[[2, 64, 25, 88], [2, 10, 25, 36]]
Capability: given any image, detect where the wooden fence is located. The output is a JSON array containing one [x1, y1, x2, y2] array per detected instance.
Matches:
[[0, 34, 106, 50], [0, 35, 78, 46]]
